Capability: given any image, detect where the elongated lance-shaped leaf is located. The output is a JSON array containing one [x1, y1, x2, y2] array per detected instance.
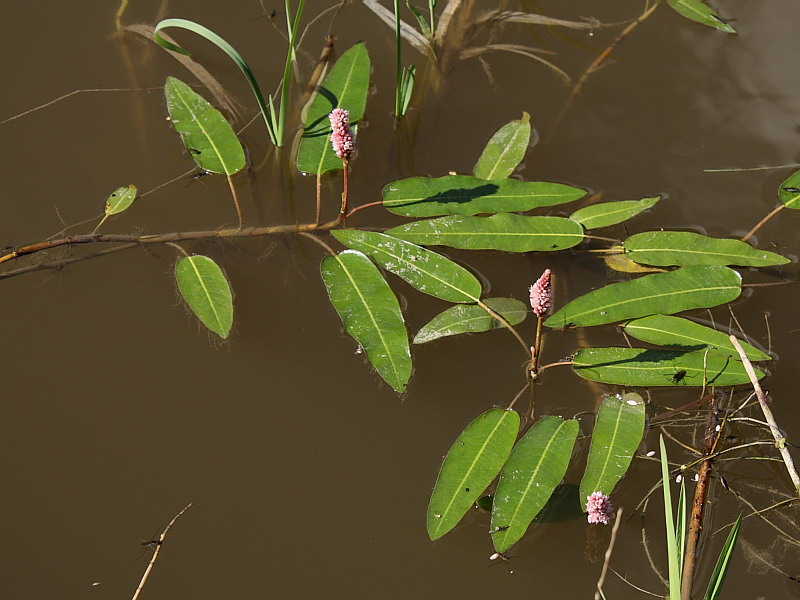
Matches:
[[383, 175, 585, 217], [105, 185, 137, 216], [428, 409, 520, 541], [474, 112, 532, 180], [545, 266, 742, 328], [491, 417, 578, 552], [331, 230, 482, 303], [624, 315, 771, 361], [296, 43, 371, 175], [579, 393, 645, 502], [165, 77, 245, 175], [175, 255, 234, 338], [572, 347, 763, 387], [703, 514, 742, 600], [414, 298, 528, 344], [667, 0, 736, 33], [321, 250, 411, 393], [387, 214, 584, 252], [779, 169, 800, 209], [570, 197, 659, 229], [624, 231, 788, 267]]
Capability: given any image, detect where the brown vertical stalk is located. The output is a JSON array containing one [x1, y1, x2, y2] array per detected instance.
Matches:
[[680, 396, 718, 600]]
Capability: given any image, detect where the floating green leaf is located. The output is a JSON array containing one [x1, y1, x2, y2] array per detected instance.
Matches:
[[624, 231, 788, 267], [624, 315, 771, 361], [491, 417, 578, 552], [414, 298, 528, 344], [175, 255, 234, 338], [545, 266, 741, 328], [572, 347, 763, 386], [473, 112, 532, 180], [667, 0, 736, 33], [383, 175, 585, 217], [296, 43, 370, 175], [386, 214, 584, 252], [105, 185, 137, 216], [604, 249, 665, 274], [579, 393, 645, 502], [570, 197, 659, 229], [779, 169, 800, 209], [164, 77, 245, 175], [321, 250, 411, 393], [331, 230, 481, 303], [428, 409, 520, 541]]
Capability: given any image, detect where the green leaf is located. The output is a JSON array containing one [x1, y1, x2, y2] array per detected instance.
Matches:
[[386, 214, 585, 252], [779, 169, 800, 209], [473, 112, 532, 180], [570, 197, 659, 229], [572, 347, 763, 387], [164, 77, 246, 175], [491, 417, 579, 552], [175, 255, 234, 338], [105, 185, 138, 216], [579, 393, 645, 502], [406, 1, 432, 38], [321, 250, 411, 393], [704, 514, 742, 600], [624, 315, 771, 361], [624, 231, 789, 267], [296, 43, 371, 175], [382, 175, 585, 217], [667, 0, 736, 33], [414, 298, 528, 344], [331, 230, 482, 303], [427, 409, 520, 541], [545, 266, 742, 328]]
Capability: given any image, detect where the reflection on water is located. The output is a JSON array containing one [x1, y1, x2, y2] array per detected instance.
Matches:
[[0, 0, 799, 598]]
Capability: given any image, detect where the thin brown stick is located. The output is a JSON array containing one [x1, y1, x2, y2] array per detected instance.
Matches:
[[680, 396, 718, 600], [741, 204, 785, 242], [729, 336, 800, 495], [550, 2, 660, 139], [131, 503, 192, 600], [341, 159, 350, 218], [506, 381, 532, 411], [595, 507, 625, 600], [315, 174, 323, 226]]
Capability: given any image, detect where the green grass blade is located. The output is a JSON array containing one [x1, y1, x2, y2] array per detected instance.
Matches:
[[155, 18, 278, 145], [676, 480, 687, 574], [660, 436, 682, 600], [703, 514, 742, 600]]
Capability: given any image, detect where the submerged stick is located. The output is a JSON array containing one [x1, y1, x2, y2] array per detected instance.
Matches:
[[729, 336, 800, 496], [595, 506, 624, 600], [131, 503, 192, 600]]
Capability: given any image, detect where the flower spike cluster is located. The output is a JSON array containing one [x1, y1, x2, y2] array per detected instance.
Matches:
[[529, 268, 552, 317], [586, 491, 614, 525], [329, 108, 355, 160]]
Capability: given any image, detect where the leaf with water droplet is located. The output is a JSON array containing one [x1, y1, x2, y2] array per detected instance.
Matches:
[[105, 185, 137, 216]]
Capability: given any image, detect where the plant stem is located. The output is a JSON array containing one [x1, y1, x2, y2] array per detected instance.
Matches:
[[680, 396, 719, 600], [341, 159, 350, 218], [315, 174, 323, 226], [506, 381, 531, 411], [227, 175, 244, 230], [346, 200, 385, 218], [393, 0, 402, 116], [729, 335, 800, 496], [92, 214, 110, 235], [297, 231, 338, 257], [476, 299, 529, 355], [531, 316, 543, 377], [741, 204, 785, 242], [131, 503, 192, 600], [595, 506, 624, 600]]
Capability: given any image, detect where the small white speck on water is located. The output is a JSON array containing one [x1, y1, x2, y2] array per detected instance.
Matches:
[[626, 399, 638, 406], [676, 474, 683, 483], [490, 553, 500, 561], [694, 473, 700, 482], [715, 425, 721, 431], [646, 450, 656, 457]]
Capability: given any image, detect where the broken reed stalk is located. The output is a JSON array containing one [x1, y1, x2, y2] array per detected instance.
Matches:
[[131, 503, 192, 600], [729, 335, 800, 496], [680, 395, 719, 600], [595, 506, 624, 600]]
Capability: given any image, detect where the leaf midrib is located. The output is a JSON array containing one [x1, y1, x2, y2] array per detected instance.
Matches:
[[186, 257, 225, 333], [173, 84, 233, 175]]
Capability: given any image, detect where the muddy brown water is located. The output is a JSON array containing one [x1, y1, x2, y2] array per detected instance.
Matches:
[[1, 1, 799, 598]]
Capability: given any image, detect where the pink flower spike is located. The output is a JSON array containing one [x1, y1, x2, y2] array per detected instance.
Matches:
[[586, 491, 614, 525], [329, 108, 355, 160], [529, 269, 552, 317]]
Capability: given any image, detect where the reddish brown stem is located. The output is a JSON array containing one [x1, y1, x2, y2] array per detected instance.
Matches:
[[741, 204, 785, 242]]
